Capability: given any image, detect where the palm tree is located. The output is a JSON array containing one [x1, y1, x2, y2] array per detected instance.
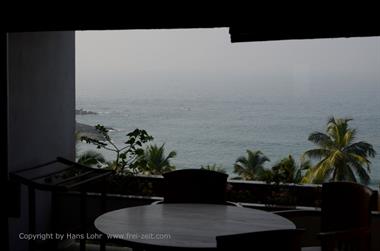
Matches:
[[302, 117, 376, 184], [139, 144, 177, 175], [200, 164, 227, 174], [267, 155, 311, 184], [295, 159, 312, 183], [234, 150, 270, 180], [77, 150, 106, 168]]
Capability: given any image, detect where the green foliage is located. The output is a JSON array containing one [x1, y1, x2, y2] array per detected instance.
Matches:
[[233, 150, 270, 180], [77, 150, 106, 168], [261, 155, 311, 184], [138, 144, 177, 175], [302, 117, 376, 184], [200, 164, 227, 174], [80, 124, 153, 174]]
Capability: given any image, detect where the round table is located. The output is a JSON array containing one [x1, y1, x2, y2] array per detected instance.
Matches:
[[95, 204, 295, 250]]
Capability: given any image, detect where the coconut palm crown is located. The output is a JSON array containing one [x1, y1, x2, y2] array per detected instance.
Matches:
[[234, 150, 270, 180], [139, 144, 177, 175], [302, 117, 376, 184]]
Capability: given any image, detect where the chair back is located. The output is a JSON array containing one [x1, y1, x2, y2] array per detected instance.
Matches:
[[319, 227, 371, 251], [216, 229, 304, 251], [162, 169, 228, 204], [321, 181, 374, 232]]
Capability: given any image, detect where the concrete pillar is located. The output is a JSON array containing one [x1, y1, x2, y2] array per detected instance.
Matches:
[[7, 31, 75, 251]]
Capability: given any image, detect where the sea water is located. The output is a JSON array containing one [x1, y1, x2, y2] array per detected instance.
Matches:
[[76, 92, 380, 190]]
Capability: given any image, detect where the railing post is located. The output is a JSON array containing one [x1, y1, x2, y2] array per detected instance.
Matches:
[[80, 189, 87, 251], [28, 187, 36, 251], [100, 176, 107, 251], [2, 31, 9, 251]]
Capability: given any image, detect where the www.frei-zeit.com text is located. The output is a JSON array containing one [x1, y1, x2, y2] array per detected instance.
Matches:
[[19, 232, 172, 241]]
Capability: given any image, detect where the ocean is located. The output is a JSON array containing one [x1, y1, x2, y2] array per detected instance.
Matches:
[[76, 93, 380, 190]]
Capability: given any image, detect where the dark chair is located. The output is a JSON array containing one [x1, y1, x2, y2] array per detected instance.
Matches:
[[317, 181, 374, 251], [316, 227, 371, 251], [276, 182, 375, 251], [216, 229, 304, 251], [161, 169, 231, 204], [320, 181, 374, 232]]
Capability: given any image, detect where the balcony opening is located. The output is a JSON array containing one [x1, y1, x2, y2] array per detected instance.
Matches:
[[75, 28, 379, 190]]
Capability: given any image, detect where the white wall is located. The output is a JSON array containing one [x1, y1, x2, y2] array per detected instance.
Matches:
[[7, 31, 75, 251]]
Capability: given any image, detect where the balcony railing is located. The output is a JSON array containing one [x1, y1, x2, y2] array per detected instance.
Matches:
[[79, 174, 379, 210]]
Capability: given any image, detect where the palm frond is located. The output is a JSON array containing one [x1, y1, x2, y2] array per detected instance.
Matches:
[[303, 117, 375, 185], [166, 150, 177, 159], [308, 132, 333, 148], [346, 154, 371, 184], [343, 128, 357, 146], [342, 164, 357, 183], [344, 141, 377, 158], [141, 144, 176, 175], [303, 148, 330, 160], [235, 156, 248, 166], [300, 159, 312, 170], [327, 117, 353, 147], [350, 161, 371, 184], [200, 164, 226, 174], [302, 158, 332, 184], [247, 150, 270, 166], [233, 164, 246, 176], [301, 165, 320, 184], [313, 158, 334, 183], [348, 153, 371, 170], [233, 150, 269, 180], [326, 117, 339, 142], [77, 150, 106, 167]]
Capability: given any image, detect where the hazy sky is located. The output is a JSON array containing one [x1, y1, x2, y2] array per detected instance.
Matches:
[[76, 28, 380, 100]]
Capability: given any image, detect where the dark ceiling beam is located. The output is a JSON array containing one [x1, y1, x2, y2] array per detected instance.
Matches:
[[4, 6, 380, 41], [229, 25, 380, 43], [6, 23, 229, 33], [228, 9, 380, 42]]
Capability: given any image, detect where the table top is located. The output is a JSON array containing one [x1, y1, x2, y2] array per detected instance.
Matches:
[[94, 203, 295, 250]]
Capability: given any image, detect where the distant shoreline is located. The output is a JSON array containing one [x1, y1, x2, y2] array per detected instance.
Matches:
[[76, 109, 97, 115], [76, 121, 115, 139], [76, 122, 104, 140]]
